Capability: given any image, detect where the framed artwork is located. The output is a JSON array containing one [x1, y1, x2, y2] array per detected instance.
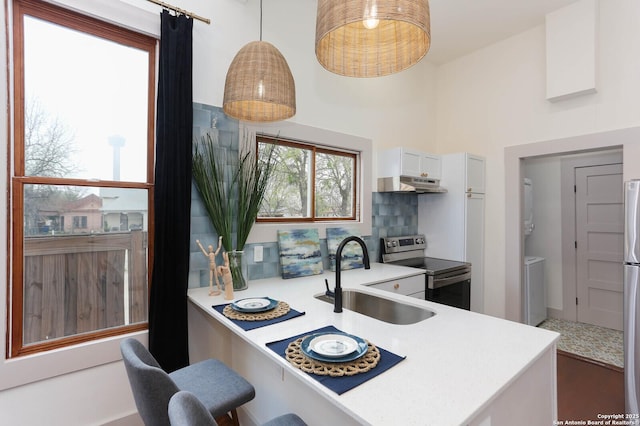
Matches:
[[326, 227, 364, 271], [277, 228, 324, 279]]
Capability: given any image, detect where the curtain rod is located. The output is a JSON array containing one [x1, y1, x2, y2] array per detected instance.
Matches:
[[145, 0, 210, 25]]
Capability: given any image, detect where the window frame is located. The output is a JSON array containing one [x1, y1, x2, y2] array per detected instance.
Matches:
[[241, 122, 373, 246], [72, 216, 88, 229], [256, 135, 358, 223], [9, 0, 156, 358]]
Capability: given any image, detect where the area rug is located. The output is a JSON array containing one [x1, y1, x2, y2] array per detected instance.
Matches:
[[538, 318, 623, 368]]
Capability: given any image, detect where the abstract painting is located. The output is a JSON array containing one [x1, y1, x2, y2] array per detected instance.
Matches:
[[326, 227, 364, 271], [277, 228, 324, 279]]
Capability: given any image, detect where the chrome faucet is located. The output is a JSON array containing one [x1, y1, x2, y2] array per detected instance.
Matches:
[[334, 236, 371, 313]]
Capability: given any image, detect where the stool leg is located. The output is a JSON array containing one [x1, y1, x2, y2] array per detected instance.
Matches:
[[230, 409, 240, 426]]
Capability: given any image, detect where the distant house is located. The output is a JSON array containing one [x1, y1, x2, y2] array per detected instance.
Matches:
[[32, 190, 147, 235], [27, 192, 103, 235], [59, 193, 103, 234]]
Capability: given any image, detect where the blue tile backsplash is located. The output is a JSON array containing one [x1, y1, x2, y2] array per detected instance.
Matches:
[[188, 103, 418, 288]]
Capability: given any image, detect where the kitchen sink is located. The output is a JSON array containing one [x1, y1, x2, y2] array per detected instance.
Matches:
[[314, 289, 435, 325]]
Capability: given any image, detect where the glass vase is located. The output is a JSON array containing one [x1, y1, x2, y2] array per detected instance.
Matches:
[[228, 250, 248, 291]]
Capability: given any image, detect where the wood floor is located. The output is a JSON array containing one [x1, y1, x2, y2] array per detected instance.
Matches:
[[557, 350, 624, 422], [214, 414, 234, 426]]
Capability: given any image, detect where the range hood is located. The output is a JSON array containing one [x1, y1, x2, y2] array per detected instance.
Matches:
[[377, 176, 447, 193]]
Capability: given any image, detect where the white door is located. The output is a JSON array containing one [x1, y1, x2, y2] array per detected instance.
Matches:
[[420, 153, 441, 180], [401, 149, 422, 177], [465, 154, 486, 194], [575, 164, 624, 330]]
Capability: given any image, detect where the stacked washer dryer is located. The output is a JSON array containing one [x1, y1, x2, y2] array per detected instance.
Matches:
[[524, 178, 547, 326]]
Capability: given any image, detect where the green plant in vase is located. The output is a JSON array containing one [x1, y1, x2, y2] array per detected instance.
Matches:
[[192, 131, 274, 291]]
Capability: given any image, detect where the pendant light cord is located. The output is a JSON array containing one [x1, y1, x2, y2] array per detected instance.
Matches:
[[259, 0, 263, 41]]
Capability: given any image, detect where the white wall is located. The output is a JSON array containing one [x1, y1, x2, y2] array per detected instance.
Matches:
[[434, 0, 640, 318]]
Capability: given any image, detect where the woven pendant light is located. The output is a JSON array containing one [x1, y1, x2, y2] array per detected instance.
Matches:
[[223, 1, 296, 122], [315, 0, 431, 78]]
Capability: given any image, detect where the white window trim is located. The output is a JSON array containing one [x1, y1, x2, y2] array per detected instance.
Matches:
[[241, 121, 373, 243], [0, 0, 154, 391]]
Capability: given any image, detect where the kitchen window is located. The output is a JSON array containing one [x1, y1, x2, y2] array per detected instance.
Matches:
[[257, 135, 358, 222], [241, 123, 372, 245], [9, 0, 156, 357]]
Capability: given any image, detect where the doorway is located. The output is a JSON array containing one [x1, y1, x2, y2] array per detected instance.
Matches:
[[523, 150, 622, 328], [504, 126, 640, 324], [523, 149, 624, 368], [523, 149, 623, 364]]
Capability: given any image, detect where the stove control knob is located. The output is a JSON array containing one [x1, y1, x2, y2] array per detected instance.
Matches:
[[392, 241, 397, 247]]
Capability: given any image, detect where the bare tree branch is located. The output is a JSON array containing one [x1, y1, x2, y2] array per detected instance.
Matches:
[[24, 97, 78, 177]]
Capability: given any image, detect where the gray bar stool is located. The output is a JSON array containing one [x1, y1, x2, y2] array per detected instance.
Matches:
[[120, 338, 255, 426], [169, 390, 307, 426]]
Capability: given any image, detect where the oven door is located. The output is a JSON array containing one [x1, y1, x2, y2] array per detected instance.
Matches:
[[426, 270, 471, 310]]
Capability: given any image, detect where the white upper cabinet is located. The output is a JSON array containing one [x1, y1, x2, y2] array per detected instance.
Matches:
[[379, 147, 441, 180], [545, 0, 598, 102], [466, 154, 485, 194]]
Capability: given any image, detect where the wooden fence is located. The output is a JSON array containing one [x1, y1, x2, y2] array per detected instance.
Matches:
[[23, 231, 148, 344]]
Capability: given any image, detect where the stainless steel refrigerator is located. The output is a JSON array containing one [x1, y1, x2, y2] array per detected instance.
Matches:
[[625, 180, 640, 414]]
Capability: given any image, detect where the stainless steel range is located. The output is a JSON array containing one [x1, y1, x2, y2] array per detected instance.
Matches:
[[380, 234, 472, 310]]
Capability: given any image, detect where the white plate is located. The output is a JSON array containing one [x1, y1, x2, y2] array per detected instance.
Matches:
[[233, 298, 272, 311], [309, 333, 359, 358]]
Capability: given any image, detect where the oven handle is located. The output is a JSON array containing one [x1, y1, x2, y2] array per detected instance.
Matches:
[[428, 271, 472, 289]]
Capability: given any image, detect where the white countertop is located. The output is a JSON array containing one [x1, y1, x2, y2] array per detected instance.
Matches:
[[188, 263, 559, 425]]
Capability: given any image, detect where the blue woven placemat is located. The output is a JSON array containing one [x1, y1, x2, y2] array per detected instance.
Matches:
[[212, 303, 305, 331], [266, 325, 406, 395]]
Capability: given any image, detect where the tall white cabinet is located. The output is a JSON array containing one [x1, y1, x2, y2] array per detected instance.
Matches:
[[418, 153, 486, 313]]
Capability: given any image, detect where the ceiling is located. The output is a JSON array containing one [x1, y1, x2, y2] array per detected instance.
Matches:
[[425, 0, 580, 64]]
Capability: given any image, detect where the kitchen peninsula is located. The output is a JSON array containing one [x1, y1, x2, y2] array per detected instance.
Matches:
[[187, 263, 559, 426]]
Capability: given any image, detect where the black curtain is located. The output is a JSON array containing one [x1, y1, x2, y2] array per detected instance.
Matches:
[[149, 11, 193, 372]]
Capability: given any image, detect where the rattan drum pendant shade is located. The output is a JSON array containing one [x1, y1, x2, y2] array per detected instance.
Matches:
[[315, 0, 431, 77], [223, 40, 296, 122]]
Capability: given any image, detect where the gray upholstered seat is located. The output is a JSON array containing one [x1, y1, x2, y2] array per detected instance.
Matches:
[[120, 338, 255, 426], [168, 390, 307, 426]]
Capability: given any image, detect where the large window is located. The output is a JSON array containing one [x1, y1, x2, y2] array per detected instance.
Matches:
[[9, 0, 156, 357], [257, 135, 358, 222]]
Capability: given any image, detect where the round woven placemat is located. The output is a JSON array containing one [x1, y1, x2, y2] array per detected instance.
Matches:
[[285, 336, 380, 377], [223, 301, 290, 321]]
